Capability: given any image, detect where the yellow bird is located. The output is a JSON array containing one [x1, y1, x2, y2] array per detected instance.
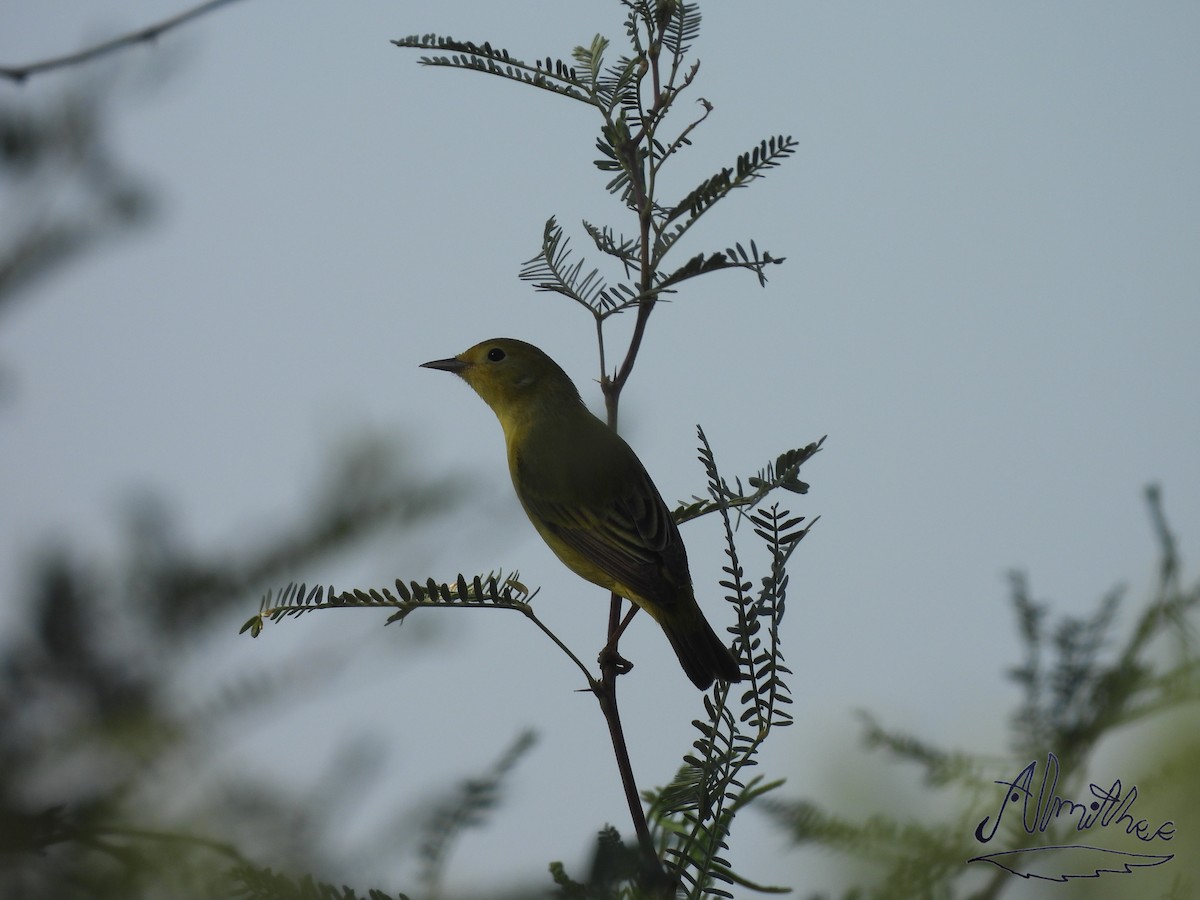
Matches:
[[421, 338, 742, 689]]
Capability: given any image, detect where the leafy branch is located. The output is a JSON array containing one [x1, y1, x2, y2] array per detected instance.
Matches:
[[240, 571, 536, 636], [394, 4, 792, 412], [519, 217, 639, 319], [674, 439, 824, 529], [545, 424, 818, 899], [656, 135, 796, 266], [638, 427, 811, 898], [390, 34, 591, 104], [241, 572, 598, 685]]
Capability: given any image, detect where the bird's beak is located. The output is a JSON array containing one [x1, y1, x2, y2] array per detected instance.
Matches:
[[420, 356, 468, 373]]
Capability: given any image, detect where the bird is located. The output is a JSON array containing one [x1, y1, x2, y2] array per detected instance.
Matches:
[[421, 338, 742, 689]]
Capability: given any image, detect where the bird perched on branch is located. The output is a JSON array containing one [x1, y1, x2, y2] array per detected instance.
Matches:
[[421, 338, 742, 689]]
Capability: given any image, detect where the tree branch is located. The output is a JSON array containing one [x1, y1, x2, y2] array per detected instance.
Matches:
[[1, 0, 248, 83]]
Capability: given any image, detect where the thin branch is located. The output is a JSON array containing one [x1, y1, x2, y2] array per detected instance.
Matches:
[[597, 592, 660, 866], [589, 11, 680, 884], [517, 604, 599, 687], [0, 0, 248, 83], [650, 91, 712, 183]]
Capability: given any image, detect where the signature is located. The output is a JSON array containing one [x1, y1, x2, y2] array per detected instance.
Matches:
[[967, 752, 1175, 882]]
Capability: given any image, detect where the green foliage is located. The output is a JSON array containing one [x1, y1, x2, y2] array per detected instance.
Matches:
[[0, 82, 154, 313], [551, 825, 661, 899], [543, 426, 819, 899], [250, 433, 819, 898], [227, 731, 544, 900], [390, 34, 590, 103], [1007, 485, 1199, 766], [399, 0, 790, 353], [761, 486, 1199, 900], [519, 217, 638, 318], [241, 570, 536, 638], [674, 438, 824, 528], [640, 429, 806, 898], [0, 435, 464, 899]]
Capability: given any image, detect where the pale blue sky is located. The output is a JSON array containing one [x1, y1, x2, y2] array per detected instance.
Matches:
[[3, 2, 1198, 895]]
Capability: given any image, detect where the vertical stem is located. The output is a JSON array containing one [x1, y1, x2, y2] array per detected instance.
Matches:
[[596, 594, 658, 864], [593, 147, 664, 889], [590, 8, 679, 888], [596, 291, 661, 880]]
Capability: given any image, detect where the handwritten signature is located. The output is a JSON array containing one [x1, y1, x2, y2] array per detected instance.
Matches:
[[967, 752, 1175, 882]]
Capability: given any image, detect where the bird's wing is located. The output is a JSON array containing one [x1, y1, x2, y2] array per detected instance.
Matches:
[[520, 463, 688, 611]]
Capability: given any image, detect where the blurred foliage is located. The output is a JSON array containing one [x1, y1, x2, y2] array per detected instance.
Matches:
[[763, 486, 1199, 900], [0, 78, 154, 320], [0, 61, 481, 900], [0, 438, 469, 898]]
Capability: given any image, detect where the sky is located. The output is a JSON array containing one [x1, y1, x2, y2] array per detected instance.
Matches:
[[3, 2, 1199, 896]]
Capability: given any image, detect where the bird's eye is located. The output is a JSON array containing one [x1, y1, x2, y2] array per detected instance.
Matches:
[[487, 348, 506, 362]]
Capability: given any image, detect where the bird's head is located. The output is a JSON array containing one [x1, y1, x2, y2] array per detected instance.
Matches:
[[420, 338, 581, 419]]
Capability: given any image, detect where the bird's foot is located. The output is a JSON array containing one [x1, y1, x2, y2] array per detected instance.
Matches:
[[598, 645, 634, 676]]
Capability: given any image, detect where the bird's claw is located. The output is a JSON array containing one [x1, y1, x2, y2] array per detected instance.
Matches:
[[598, 645, 634, 675]]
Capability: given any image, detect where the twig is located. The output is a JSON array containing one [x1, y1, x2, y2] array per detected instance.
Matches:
[[1, 0, 247, 83], [597, 593, 659, 864]]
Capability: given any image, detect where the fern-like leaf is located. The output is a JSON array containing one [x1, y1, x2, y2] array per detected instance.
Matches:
[[657, 135, 797, 264], [655, 241, 785, 291], [571, 34, 609, 93], [594, 114, 647, 202], [240, 571, 536, 637], [595, 53, 642, 116], [668, 166, 733, 226], [520, 217, 634, 316], [674, 437, 824, 527], [582, 219, 641, 274], [660, 1, 702, 62], [644, 428, 812, 898], [391, 35, 590, 104]]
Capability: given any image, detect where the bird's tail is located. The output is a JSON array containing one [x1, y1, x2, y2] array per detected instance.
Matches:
[[661, 610, 743, 690]]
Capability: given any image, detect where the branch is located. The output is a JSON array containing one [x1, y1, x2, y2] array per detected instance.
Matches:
[[391, 35, 591, 104], [0, 0, 248, 83], [673, 438, 825, 529], [656, 134, 797, 258], [241, 574, 599, 687]]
